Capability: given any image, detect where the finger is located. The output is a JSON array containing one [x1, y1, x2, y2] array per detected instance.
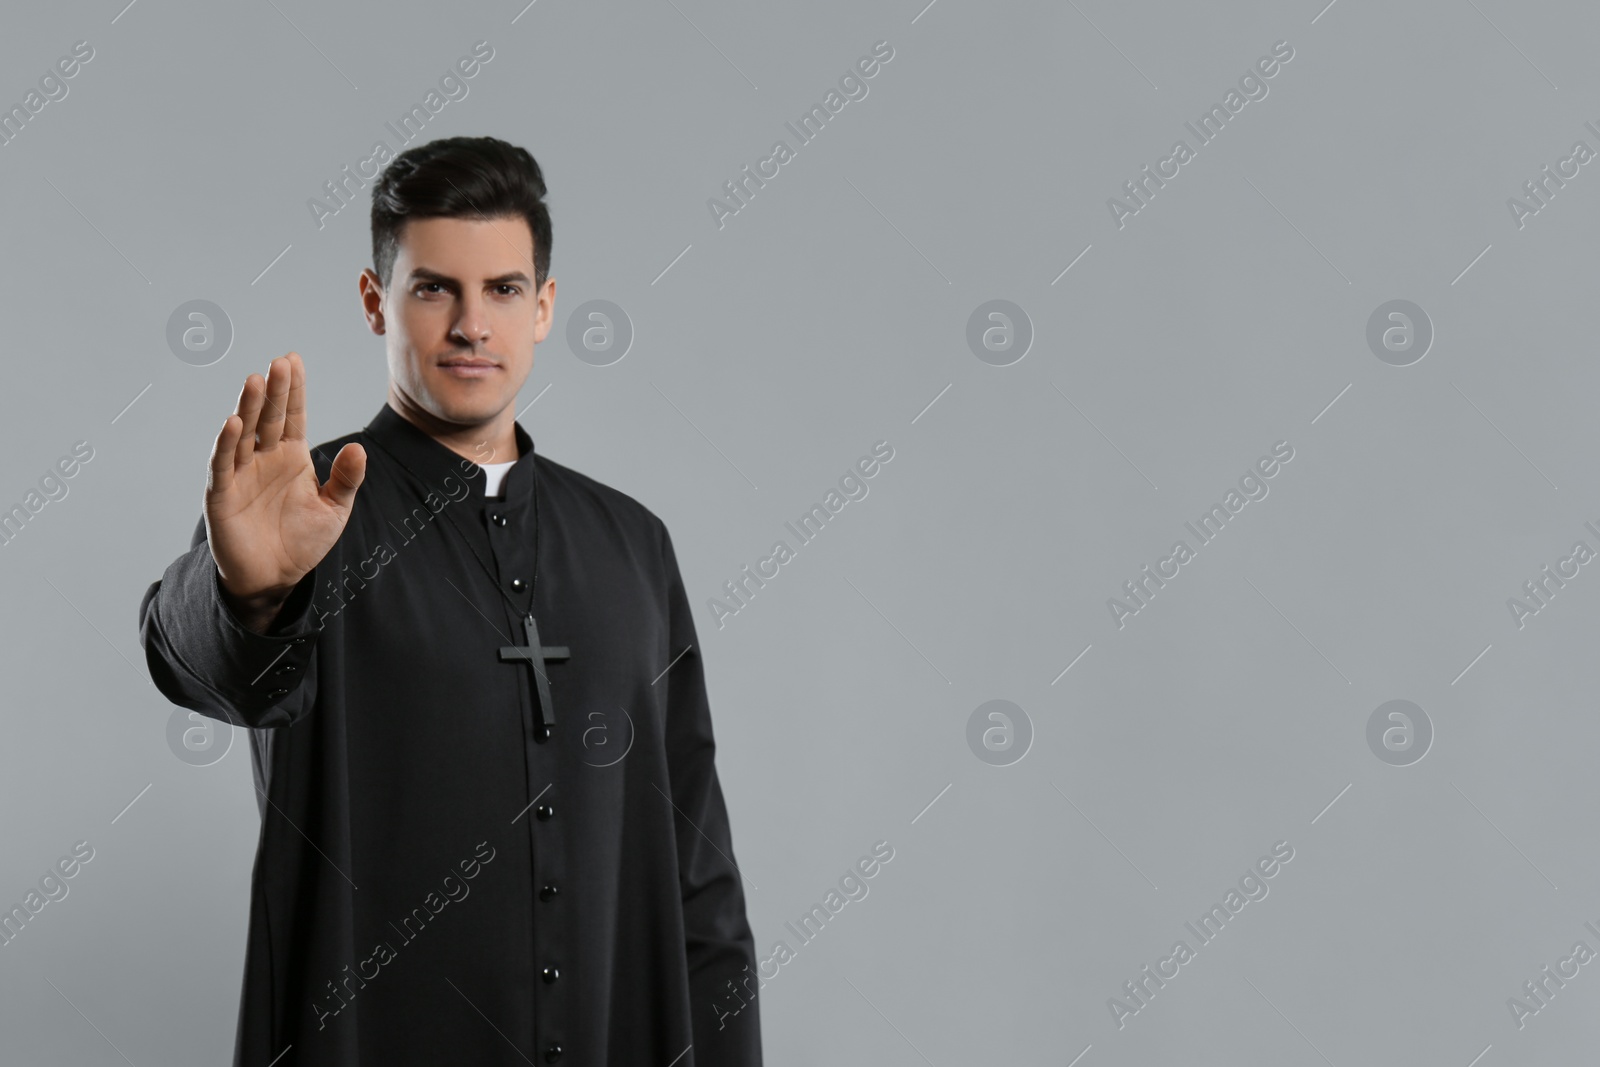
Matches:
[[282, 352, 307, 443], [321, 442, 367, 511], [257, 356, 289, 451], [208, 414, 241, 496], [234, 373, 264, 467]]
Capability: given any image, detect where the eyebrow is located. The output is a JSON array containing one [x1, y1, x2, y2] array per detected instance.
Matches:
[[407, 267, 533, 286]]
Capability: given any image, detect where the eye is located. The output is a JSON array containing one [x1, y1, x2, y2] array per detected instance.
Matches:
[[494, 284, 521, 296], [416, 282, 446, 296]]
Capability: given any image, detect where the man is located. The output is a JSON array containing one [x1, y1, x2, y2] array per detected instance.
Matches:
[[138, 136, 763, 1066]]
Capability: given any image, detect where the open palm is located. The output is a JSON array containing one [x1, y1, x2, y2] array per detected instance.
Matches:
[[205, 352, 366, 604]]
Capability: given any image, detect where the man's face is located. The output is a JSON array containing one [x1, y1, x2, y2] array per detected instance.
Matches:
[[362, 214, 553, 431]]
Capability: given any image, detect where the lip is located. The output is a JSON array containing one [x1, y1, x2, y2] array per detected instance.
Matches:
[[438, 361, 499, 378]]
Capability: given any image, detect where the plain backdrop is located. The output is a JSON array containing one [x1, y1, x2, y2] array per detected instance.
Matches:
[[3, 0, 1600, 1063]]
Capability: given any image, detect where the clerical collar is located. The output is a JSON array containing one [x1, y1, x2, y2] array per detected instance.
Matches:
[[362, 403, 537, 505], [479, 461, 517, 498]]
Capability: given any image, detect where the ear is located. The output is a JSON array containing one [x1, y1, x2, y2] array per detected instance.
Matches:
[[533, 276, 555, 345], [358, 268, 387, 335]]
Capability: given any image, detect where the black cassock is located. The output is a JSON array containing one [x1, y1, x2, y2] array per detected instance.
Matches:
[[138, 403, 763, 1067]]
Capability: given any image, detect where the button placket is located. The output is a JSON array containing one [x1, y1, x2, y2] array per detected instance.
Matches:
[[489, 499, 572, 1062], [487, 492, 569, 1061]]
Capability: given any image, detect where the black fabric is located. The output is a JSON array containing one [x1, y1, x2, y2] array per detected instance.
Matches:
[[138, 403, 762, 1066]]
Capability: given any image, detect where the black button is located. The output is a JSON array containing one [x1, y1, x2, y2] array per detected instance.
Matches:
[[535, 803, 554, 821], [510, 578, 526, 592], [492, 513, 509, 527], [274, 663, 299, 675], [293, 637, 309, 645], [542, 965, 560, 983], [265, 688, 290, 699], [535, 723, 552, 743], [544, 1044, 562, 1063], [539, 884, 559, 902]]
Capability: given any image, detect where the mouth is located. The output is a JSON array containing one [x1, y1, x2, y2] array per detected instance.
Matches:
[[438, 359, 500, 378]]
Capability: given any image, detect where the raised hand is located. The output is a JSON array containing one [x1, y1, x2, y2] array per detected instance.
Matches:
[[204, 353, 366, 626]]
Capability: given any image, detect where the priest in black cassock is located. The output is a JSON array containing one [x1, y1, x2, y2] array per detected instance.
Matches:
[[138, 136, 764, 1066]]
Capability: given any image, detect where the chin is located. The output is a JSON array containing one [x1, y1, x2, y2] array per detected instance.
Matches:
[[425, 386, 509, 424]]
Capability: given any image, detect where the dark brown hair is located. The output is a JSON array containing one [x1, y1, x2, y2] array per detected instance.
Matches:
[[370, 135, 552, 291]]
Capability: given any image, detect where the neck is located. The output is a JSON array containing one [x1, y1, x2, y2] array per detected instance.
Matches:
[[385, 389, 519, 467]]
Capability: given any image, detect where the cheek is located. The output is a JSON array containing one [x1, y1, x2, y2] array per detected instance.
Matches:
[[404, 301, 451, 333], [502, 308, 545, 354], [384, 306, 430, 354]]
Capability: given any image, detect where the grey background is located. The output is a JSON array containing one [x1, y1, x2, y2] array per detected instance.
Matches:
[[1, 0, 1596, 1063]]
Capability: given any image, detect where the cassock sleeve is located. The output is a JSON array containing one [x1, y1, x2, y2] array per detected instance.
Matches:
[[656, 521, 764, 1066], [138, 513, 327, 730]]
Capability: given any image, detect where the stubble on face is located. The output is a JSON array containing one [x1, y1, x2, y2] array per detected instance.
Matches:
[[363, 214, 553, 463]]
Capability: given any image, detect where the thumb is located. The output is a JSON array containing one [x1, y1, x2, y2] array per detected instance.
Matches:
[[320, 442, 367, 511]]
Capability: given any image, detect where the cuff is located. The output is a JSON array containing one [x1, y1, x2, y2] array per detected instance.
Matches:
[[208, 558, 324, 706]]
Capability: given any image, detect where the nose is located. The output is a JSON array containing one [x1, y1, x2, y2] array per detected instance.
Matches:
[[449, 291, 492, 346]]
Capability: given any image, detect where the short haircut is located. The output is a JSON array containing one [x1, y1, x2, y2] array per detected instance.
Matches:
[[369, 135, 553, 292]]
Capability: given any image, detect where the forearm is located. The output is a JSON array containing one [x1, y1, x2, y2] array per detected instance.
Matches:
[[138, 517, 327, 729]]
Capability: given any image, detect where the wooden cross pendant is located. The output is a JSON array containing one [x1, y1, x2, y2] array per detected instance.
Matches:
[[498, 613, 570, 729]]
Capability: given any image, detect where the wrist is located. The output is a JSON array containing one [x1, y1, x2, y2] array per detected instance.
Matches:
[[217, 573, 300, 634]]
